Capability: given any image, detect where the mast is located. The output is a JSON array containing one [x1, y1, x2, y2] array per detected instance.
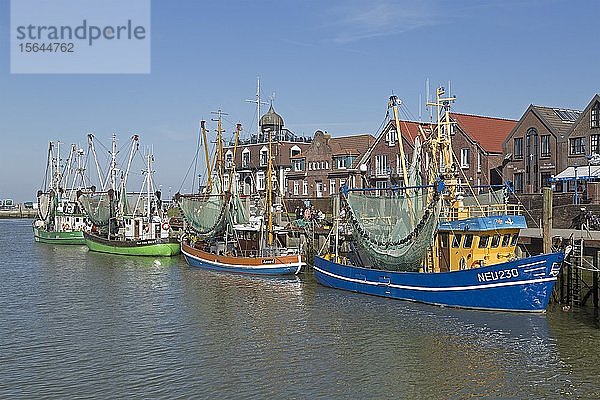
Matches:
[[211, 110, 227, 190], [427, 86, 457, 200], [47, 141, 54, 192], [389, 95, 410, 188], [87, 134, 105, 190], [245, 76, 268, 135], [146, 149, 152, 220], [228, 123, 242, 193], [201, 120, 213, 192], [110, 133, 117, 192], [267, 127, 274, 246]]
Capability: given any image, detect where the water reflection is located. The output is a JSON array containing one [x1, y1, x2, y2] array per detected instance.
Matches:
[[1, 219, 600, 399]]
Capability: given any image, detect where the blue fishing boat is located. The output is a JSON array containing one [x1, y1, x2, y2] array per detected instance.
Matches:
[[314, 88, 566, 312]]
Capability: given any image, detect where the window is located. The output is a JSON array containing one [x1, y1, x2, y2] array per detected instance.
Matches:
[[375, 180, 386, 195], [302, 180, 308, 195], [491, 234, 500, 248], [591, 102, 600, 128], [290, 145, 301, 158], [591, 134, 600, 155], [477, 151, 481, 173], [335, 155, 355, 169], [375, 154, 388, 176], [526, 128, 539, 192], [242, 149, 250, 168], [452, 234, 462, 248], [478, 235, 490, 248], [293, 159, 305, 172], [502, 234, 511, 247], [541, 135, 550, 157], [570, 137, 585, 155], [460, 148, 470, 169], [316, 181, 323, 198], [256, 172, 265, 191], [513, 173, 523, 193], [326, 161, 330, 169], [260, 147, 268, 166], [293, 180, 299, 195], [514, 138, 523, 159], [510, 233, 519, 246], [386, 129, 396, 146], [463, 234, 474, 248], [330, 179, 336, 195], [541, 172, 552, 188], [225, 151, 233, 169]]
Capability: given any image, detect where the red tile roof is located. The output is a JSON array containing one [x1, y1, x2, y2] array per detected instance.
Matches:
[[450, 113, 517, 153], [395, 120, 432, 142], [329, 134, 375, 157]]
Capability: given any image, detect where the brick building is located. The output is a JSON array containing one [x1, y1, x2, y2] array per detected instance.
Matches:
[[224, 104, 312, 196], [502, 105, 582, 193], [359, 114, 517, 191], [286, 130, 375, 198]]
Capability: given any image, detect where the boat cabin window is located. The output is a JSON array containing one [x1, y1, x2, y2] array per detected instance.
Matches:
[[451, 234, 462, 248], [502, 234, 511, 247], [463, 234, 473, 248], [491, 234, 500, 248], [478, 235, 490, 248], [510, 233, 519, 246]]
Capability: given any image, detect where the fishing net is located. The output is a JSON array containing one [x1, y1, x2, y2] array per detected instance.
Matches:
[[346, 190, 441, 271], [37, 192, 55, 222], [344, 137, 442, 271], [79, 193, 113, 226], [178, 194, 228, 236]]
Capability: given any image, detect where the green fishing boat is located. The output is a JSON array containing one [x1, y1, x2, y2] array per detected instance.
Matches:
[[33, 141, 88, 245], [79, 134, 180, 257]]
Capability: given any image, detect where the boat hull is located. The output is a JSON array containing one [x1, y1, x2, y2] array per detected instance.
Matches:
[[84, 232, 181, 257], [181, 241, 303, 275], [314, 253, 564, 312], [33, 226, 85, 245]]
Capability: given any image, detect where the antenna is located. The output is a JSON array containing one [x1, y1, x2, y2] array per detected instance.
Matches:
[[419, 93, 422, 122], [245, 76, 268, 135], [426, 78, 432, 121]]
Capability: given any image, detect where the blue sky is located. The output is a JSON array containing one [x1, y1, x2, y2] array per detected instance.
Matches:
[[1, 0, 599, 201]]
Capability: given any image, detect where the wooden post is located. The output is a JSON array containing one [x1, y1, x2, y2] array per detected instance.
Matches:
[[594, 250, 599, 318], [542, 187, 553, 254]]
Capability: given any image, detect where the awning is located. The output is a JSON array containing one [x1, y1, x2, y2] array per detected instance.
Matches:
[[550, 165, 600, 182]]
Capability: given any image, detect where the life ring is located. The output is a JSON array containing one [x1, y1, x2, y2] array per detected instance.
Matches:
[[63, 223, 70, 231], [162, 222, 170, 231]]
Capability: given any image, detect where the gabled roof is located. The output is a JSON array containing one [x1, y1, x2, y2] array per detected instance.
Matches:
[[329, 134, 375, 157], [564, 94, 600, 137], [529, 105, 581, 136], [450, 113, 518, 153]]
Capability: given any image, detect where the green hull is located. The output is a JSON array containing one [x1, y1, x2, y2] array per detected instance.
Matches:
[[33, 227, 85, 245], [84, 233, 180, 257]]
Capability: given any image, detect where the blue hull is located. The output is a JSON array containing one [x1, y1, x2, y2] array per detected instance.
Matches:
[[314, 253, 564, 312]]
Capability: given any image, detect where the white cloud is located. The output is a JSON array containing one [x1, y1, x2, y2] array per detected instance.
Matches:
[[327, 1, 440, 43]]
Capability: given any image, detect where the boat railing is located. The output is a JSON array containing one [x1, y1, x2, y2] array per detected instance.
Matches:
[[442, 203, 523, 221]]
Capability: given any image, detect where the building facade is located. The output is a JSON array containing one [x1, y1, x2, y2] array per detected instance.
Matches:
[[286, 130, 375, 198], [224, 104, 312, 197], [502, 105, 581, 193], [359, 114, 517, 192]]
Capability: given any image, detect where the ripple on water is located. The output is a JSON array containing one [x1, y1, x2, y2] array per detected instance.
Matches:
[[1, 219, 600, 399]]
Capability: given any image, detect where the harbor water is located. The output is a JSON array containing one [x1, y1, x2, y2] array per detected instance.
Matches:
[[1, 219, 599, 399]]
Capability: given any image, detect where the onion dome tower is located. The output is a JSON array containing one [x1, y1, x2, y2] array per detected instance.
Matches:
[[260, 104, 284, 134]]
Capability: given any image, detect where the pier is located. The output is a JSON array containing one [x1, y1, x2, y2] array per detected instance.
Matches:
[[0, 204, 37, 219]]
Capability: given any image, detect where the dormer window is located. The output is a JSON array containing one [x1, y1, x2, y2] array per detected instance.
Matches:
[[225, 150, 233, 169], [259, 146, 268, 166], [242, 148, 250, 168], [290, 145, 301, 158], [592, 102, 600, 128]]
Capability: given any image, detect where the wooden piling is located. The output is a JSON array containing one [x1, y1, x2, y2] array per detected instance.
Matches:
[[542, 187, 552, 254]]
